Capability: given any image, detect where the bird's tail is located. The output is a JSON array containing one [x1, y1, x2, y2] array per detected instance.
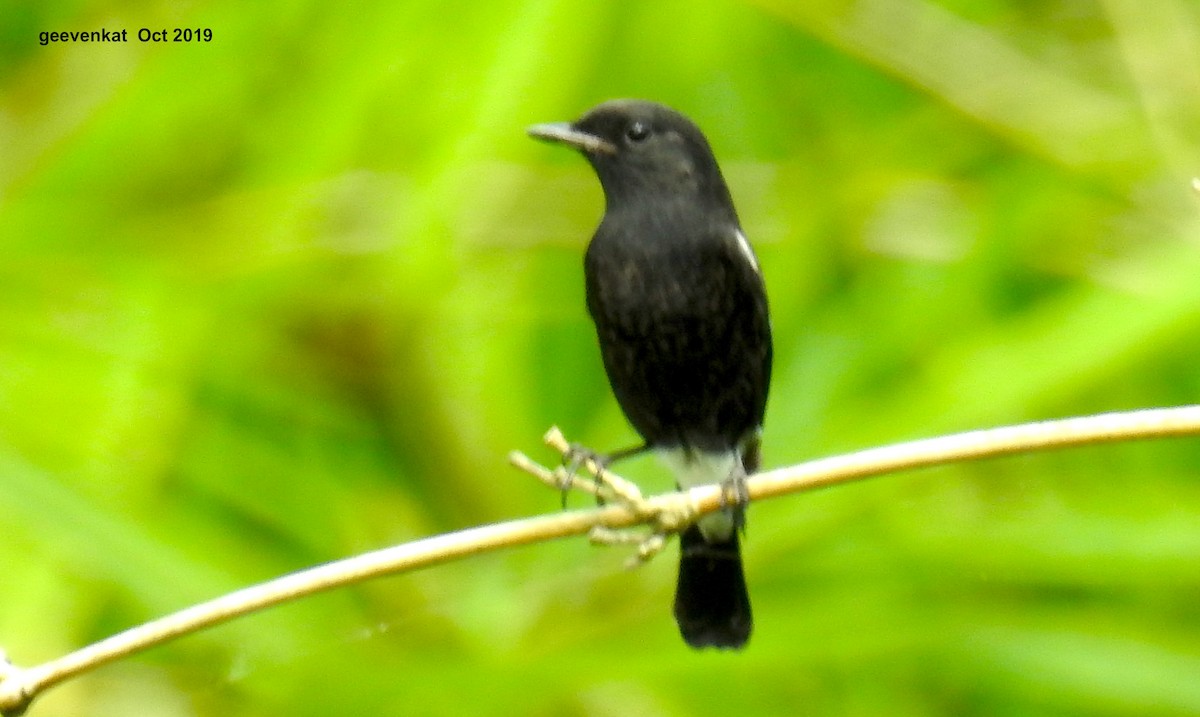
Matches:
[[673, 524, 752, 649]]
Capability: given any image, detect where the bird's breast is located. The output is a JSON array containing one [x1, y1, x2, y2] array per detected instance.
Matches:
[[585, 233, 731, 323]]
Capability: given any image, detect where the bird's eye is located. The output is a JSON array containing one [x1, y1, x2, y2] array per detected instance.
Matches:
[[625, 122, 650, 143]]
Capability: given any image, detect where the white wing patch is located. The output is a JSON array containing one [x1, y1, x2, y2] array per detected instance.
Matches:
[[733, 228, 760, 273]]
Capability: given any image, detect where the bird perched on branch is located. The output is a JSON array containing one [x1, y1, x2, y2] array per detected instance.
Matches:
[[528, 100, 772, 649]]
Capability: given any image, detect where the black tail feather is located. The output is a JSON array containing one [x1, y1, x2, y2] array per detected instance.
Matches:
[[673, 525, 752, 649]]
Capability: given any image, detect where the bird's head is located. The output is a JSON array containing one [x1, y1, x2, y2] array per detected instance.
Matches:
[[528, 99, 730, 208]]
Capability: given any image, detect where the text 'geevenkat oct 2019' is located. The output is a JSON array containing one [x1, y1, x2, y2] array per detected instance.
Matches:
[[39, 27, 213, 46]]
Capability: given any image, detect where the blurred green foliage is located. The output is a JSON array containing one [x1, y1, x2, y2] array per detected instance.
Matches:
[[3, 0, 1200, 715]]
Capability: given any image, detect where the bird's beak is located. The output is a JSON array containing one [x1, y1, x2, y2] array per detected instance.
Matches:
[[527, 122, 617, 155]]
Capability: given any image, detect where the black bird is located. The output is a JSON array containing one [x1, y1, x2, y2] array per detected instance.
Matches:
[[528, 100, 772, 649]]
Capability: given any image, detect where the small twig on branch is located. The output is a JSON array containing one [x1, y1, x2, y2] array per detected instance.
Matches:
[[521, 426, 692, 564], [3, 405, 1200, 716]]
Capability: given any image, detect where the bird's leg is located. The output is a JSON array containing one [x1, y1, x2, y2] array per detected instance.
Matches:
[[562, 441, 648, 507], [512, 428, 693, 567], [719, 460, 751, 532], [560, 441, 673, 565]]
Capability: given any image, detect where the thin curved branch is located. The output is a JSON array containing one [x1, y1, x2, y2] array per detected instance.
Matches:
[[748, 404, 1200, 499], [3, 404, 1199, 716]]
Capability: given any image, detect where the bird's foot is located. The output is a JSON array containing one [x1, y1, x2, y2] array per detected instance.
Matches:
[[718, 465, 751, 532], [509, 427, 644, 506], [561, 443, 611, 508], [509, 428, 689, 567], [558, 439, 645, 507], [510, 428, 708, 567]]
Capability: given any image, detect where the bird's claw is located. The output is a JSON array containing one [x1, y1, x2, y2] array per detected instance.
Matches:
[[562, 443, 611, 507], [558, 442, 644, 507], [512, 428, 679, 567]]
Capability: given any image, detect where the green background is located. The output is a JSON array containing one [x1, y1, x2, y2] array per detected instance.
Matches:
[[3, 0, 1200, 715]]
